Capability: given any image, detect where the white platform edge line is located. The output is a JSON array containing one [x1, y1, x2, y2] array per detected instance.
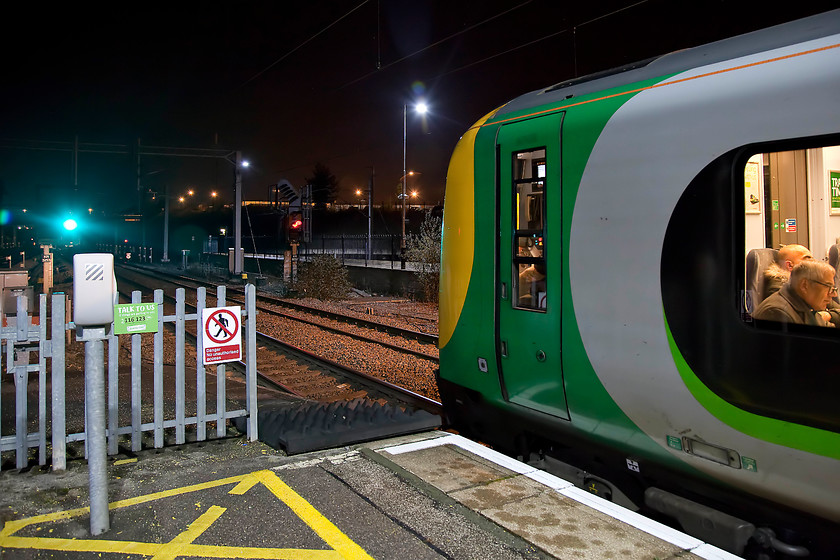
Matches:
[[379, 434, 742, 559]]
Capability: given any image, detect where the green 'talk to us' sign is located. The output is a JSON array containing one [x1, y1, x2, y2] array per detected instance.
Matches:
[[114, 303, 159, 335], [831, 170, 840, 211]]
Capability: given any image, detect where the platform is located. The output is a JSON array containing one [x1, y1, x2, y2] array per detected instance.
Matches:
[[0, 430, 742, 559]]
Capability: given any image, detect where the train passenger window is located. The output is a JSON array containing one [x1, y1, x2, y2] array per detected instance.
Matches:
[[513, 148, 547, 311], [743, 145, 840, 331]]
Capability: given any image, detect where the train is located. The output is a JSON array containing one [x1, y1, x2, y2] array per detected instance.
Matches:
[[437, 10, 840, 559]]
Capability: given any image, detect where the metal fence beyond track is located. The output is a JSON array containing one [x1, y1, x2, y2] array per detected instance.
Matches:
[[0, 285, 258, 472]]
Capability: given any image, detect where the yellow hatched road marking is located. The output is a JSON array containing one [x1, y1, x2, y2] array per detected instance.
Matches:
[[0, 469, 373, 560]]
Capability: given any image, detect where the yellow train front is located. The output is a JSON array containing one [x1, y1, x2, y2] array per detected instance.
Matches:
[[437, 10, 840, 558]]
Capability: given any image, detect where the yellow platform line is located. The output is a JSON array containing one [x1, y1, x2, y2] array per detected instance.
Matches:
[[0, 469, 373, 560]]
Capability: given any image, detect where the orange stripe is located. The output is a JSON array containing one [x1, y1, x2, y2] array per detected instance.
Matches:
[[474, 42, 840, 129]]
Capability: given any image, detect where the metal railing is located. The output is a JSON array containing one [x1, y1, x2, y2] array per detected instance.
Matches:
[[0, 285, 258, 472]]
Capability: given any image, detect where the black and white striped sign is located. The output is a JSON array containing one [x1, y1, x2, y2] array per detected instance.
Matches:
[[85, 263, 105, 282]]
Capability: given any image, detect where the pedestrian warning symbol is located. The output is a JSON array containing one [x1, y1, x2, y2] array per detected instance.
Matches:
[[0, 469, 374, 559], [202, 306, 241, 365]]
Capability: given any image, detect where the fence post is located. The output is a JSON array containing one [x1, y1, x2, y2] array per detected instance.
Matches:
[[196, 287, 206, 441], [14, 295, 30, 469], [38, 295, 47, 465], [216, 286, 227, 438], [175, 288, 186, 445], [130, 290, 142, 452], [51, 293, 66, 471], [153, 290, 164, 448], [245, 284, 258, 441], [107, 323, 119, 456]]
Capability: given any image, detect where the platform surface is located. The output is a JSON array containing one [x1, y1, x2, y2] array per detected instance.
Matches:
[[0, 431, 740, 559]]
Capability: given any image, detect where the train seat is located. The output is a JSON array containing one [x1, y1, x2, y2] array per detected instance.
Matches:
[[745, 248, 779, 314]]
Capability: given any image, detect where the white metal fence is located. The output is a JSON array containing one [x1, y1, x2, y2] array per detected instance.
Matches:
[[0, 285, 258, 472]]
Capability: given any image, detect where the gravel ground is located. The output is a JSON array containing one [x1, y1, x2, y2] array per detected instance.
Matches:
[[59, 286, 441, 401]]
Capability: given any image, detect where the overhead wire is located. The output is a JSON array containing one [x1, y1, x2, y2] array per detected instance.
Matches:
[[336, 0, 534, 90], [429, 0, 651, 80], [239, 0, 371, 88]]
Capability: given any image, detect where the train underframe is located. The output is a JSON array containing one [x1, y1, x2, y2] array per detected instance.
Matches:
[[437, 376, 839, 559]]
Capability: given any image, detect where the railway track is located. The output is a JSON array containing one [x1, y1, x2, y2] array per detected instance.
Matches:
[[114, 264, 442, 414], [119, 262, 439, 351]]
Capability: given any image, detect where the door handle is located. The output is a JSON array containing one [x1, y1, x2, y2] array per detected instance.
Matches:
[[501, 282, 508, 300], [500, 340, 508, 358]]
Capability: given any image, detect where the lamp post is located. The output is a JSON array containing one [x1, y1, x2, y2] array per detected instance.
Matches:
[[233, 153, 249, 276], [402, 101, 428, 267]]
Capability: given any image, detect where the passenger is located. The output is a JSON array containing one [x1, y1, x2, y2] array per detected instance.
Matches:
[[753, 260, 837, 327], [762, 244, 813, 301], [518, 263, 546, 308], [762, 244, 839, 325]]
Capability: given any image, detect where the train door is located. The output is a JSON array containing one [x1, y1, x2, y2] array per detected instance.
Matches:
[[496, 114, 569, 419], [765, 150, 809, 248]]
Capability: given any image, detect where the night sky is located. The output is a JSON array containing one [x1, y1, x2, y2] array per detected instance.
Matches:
[[1, 1, 836, 220]]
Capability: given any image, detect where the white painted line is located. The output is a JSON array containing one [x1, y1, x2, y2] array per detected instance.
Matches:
[[380, 433, 462, 455]]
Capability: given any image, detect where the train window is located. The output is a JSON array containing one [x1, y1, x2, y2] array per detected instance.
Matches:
[[513, 148, 547, 311], [743, 145, 840, 330], [663, 139, 840, 434]]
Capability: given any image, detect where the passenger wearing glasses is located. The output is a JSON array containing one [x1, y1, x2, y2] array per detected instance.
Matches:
[[754, 260, 838, 327]]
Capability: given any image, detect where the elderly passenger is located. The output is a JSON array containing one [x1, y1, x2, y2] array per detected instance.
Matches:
[[754, 260, 837, 327]]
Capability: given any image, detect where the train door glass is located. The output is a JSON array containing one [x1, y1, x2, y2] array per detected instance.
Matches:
[[514, 151, 547, 310], [496, 113, 568, 420]]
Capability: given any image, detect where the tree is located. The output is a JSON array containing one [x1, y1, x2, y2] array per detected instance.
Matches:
[[305, 162, 339, 208], [405, 210, 441, 302]]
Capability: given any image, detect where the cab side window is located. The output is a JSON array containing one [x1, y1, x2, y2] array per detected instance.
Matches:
[[513, 148, 547, 310]]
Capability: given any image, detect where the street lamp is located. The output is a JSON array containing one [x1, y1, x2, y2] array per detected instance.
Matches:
[[403, 101, 428, 266]]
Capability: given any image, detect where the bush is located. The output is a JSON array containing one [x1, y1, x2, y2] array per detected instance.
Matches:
[[293, 254, 352, 300], [405, 211, 441, 302]]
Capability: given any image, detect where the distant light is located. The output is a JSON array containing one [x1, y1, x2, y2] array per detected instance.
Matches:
[[415, 102, 428, 115], [241, 160, 250, 168], [63, 219, 78, 231], [211, 191, 218, 198], [187, 189, 194, 196]]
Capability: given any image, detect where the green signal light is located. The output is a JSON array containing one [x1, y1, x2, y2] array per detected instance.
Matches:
[[63, 219, 78, 231]]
